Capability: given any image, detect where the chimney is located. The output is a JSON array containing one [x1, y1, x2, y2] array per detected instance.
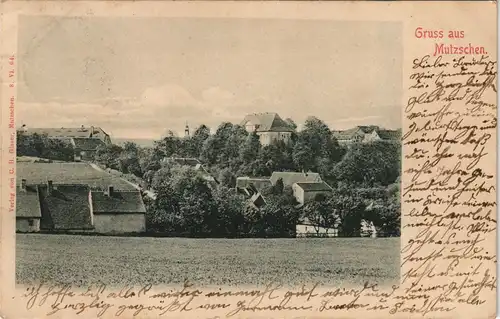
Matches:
[[107, 185, 114, 197], [47, 180, 53, 195], [90, 126, 95, 137], [21, 179, 27, 191]]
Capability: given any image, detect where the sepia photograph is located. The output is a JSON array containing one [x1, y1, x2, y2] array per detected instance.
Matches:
[[15, 15, 402, 288]]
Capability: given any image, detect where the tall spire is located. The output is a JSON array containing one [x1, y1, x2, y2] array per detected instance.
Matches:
[[185, 121, 190, 137]]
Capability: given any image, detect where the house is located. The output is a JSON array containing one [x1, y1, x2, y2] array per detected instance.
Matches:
[[16, 179, 41, 233], [332, 126, 401, 145], [270, 171, 322, 187], [292, 181, 333, 205], [296, 218, 338, 238], [89, 186, 147, 234], [241, 112, 294, 146], [236, 177, 272, 196], [15, 177, 147, 234]]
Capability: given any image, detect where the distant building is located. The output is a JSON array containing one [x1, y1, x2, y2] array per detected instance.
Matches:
[[292, 181, 333, 205], [89, 186, 147, 234], [18, 125, 112, 144], [241, 112, 294, 146], [332, 126, 401, 145], [17, 125, 112, 162]]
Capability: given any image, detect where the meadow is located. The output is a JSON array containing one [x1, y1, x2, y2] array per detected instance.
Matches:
[[16, 234, 399, 288]]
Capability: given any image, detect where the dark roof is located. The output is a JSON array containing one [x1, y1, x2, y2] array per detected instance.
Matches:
[[270, 171, 322, 186], [39, 184, 93, 230], [295, 182, 333, 192], [17, 162, 136, 190], [250, 193, 266, 208], [241, 113, 293, 132], [73, 137, 106, 151], [236, 177, 272, 191], [16, 185, 41, 218], [91, 190, 146, 214]]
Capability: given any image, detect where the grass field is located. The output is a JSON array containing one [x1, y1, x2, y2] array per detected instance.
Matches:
[[16, 234, 399, 288]]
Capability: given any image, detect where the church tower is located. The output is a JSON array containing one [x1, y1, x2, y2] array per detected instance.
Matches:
[[185, 122, 190, 137]]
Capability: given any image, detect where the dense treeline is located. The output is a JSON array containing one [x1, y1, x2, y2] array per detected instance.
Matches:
[[17, 132, 74, 162], [16, 116, 401, 237]]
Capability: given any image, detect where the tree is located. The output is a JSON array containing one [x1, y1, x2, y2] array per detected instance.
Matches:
[[239, 132, 261, 164], [211, 187, 246, 237], [218, 168, 236, 188], [192, 124, 211, 157], [303, 193, 338, 236], [333, 141, 401, 186], [292, 140, 313, 172], [285, 118, 298, 131], [95, 144, 123, 170], [118, 142, 142, 177], [200, 136, 220, 165], [327, 191, 366, 237], [17, 132, 74, 161]]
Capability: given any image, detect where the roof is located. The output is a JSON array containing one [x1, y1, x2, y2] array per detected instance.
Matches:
[[17, 162, 136, 191], [250, 193, 266, 208], [164, 157, 201, 166], [91, 190, 146, 214], [73, 137, 106, 151], [39, 184, 93, 230], [377, 129, 401, 140], [16, 185, 42, 218], [17, 126, 109, 140], [294, 181, 333, 192], [332, 126, 400, 141], [236, 177, 272, 191], [332, 127, 364, 140], [241, 113, 293, 132], [270, 171, 322, 186]]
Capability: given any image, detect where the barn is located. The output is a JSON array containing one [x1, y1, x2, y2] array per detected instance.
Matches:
[[89, 186, 147, 234]]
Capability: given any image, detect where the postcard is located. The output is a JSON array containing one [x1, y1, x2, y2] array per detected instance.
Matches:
[[0, 1, 496, 318]]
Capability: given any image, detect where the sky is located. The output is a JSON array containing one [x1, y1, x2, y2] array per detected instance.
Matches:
[[17, 16, 402, 139]]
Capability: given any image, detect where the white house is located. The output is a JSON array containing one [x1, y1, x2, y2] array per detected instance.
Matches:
[[240, 112, 294, 146], [292, 181, 333, 205]]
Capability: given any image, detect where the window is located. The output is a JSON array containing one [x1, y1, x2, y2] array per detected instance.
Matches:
[[28, 219, 34, 226]]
